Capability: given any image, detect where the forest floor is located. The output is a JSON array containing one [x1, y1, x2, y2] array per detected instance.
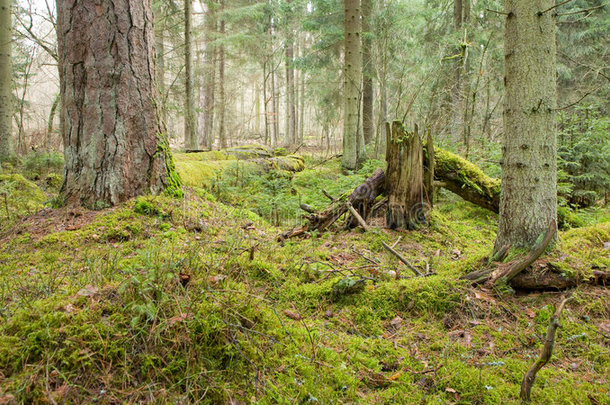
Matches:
[[0, 150, 608, 404]]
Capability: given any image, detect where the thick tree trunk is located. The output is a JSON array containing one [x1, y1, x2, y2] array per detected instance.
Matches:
[[494, 0, 558, 253], [361, 0, 374, 146], [155, 26, 167, 128], [385, 121, 428, 230], [0, 0, 12, 163], [184, 0, 198, 150], [56, 0, 179, 207], [342, 0, 361, 170]]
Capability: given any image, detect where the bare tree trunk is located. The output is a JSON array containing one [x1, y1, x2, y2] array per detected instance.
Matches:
[[361, 0, 374, 146], [284, 20, 296, 145], [56, 0, 179, 207], [17, 52, 34, 154], [46, 92, 60, 152], [0, 0, 12, 163], [155, 27, 167, 129], [184, 0, 198, 150], [494, 0, 557, 253], [202, 0, 217, 149], [218, 0, 227, 149], [450, 0, 463, 141], [342, 0, 362, 170], [263, 61, 270, 145]]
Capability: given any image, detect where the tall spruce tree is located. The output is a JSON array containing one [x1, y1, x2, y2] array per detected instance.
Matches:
[[0, 0, 12, 164], [494, 0, 558, 252]]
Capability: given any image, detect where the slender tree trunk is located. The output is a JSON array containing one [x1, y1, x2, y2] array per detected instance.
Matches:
[[202, 0, 216, 149], [361, 0, 374, 146], [494, 0, 557, 252], [17, 53, 34, 154], [342, 0, 362, 170], [218, 0, 227, 149], [184, 0, 198, 150], [263, 61, 270, 145], [46, 93, 60, 151], [0, 0, 12, 163], [450, 0, 463, 141], [298, 43, 305, 143], [56, 0, 179, 207], [284, 24, 296, 145]]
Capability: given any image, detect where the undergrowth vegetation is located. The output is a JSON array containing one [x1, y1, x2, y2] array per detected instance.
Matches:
[[0, 154, 608, 403]]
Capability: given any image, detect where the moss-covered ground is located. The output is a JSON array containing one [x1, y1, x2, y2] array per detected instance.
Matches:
[[0, 154, 608, 404]]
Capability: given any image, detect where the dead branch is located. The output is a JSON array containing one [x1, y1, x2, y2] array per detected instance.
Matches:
[[346, 201, 370, 231], [520, 295, 573, 402], [381, 241, 422, 276]]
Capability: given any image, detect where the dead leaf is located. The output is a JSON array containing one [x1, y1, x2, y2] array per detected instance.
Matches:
[[283, 309, 301, 320], [525, 307, 536, 318], [324, 310, 333, 319], [389, 316, 403, 330], [388, 371, 402, 380], [445, 387, 457, 393], [77, 285, 99, 297], [0, 394, 15, 405], [169, 313, 189, 326], [64, 303, 76, 313], [208, 275, 226, 284]]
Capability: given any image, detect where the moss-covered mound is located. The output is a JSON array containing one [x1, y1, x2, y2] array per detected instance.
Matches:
[[0, 174, 48, 217], [0, 158, 608, 404]]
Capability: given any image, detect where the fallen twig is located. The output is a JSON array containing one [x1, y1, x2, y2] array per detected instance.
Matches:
[[520, 295, 573, 402], [381, 241, 422, 276]]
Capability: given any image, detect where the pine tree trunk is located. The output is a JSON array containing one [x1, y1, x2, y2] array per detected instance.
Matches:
[[342, 0, 361, 170], [361, 0, 374, 146], [494, 0, 557, 252], [184, 0, 198, 150], [450, 0, 463, 141], [155, 26, 167, 128], [0, 0, 12, 162], [56, 0, 178, 207], [46, 93, 60, 151]]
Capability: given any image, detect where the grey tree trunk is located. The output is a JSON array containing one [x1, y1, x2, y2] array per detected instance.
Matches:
[[46, 93, 60, 151], [218, 0, 227, 149], [0, 0, 13, 162], [494, 0, 557, 252], [184, 0, 198, 150], [56, 0, 179, 207], [361, 0, 374, 146], [342, 0, 361, 170], [155, 28, 167, 128], [202, 0, 216, 149]]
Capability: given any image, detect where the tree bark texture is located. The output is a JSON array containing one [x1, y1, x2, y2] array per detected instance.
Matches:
[[0, 0, 13, 162], [361, 0, 373, 146], [184, 0, 198, 150], [342, 0, 361, 170], [202, 0, 216, 149], [56, 0, 178, 207], [385, 121, 428, 230], [494, 0, 558, 253]]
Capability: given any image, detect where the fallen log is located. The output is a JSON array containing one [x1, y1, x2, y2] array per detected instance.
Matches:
[[462, 220, 557, 287], [278, 169, 385, 241]]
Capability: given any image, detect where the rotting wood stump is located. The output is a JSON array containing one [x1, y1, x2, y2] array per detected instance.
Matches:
[[385, 121, 429, 230]]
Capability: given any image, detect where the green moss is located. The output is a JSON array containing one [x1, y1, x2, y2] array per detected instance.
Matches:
[[0, 173, 48, 218], [155, 134, 183, 198], [435, 148, 501, 198]]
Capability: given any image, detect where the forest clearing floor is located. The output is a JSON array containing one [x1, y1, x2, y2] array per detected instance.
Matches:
[[0, 155, 608, 404]]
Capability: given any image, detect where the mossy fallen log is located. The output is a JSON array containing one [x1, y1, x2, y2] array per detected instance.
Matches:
[[174, 145, 305, 188]]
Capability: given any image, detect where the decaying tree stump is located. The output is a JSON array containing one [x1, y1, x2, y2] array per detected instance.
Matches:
[[385, 121, 429, 230]]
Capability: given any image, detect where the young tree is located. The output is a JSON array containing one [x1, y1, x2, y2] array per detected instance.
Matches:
[[0, 0, 12, 163], [342, 0, 361, 170], [56, 0, 180, 207], [494, 0, 557, 252], [184, 0, 198, 150], [361, 0, 373, 146]]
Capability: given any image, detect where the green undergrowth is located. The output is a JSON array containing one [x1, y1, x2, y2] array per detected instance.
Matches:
[[0, 161, 608, 403]]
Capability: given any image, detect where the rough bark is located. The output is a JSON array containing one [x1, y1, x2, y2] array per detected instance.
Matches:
[[361, 0, 374, 146], [385, 122, 428, 230], [56, 0, 180, 207], [184, 0, 198, 150], [342, 0, 361, 170], [0, 0, 12, 163], [495, 0, 558, 254]]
